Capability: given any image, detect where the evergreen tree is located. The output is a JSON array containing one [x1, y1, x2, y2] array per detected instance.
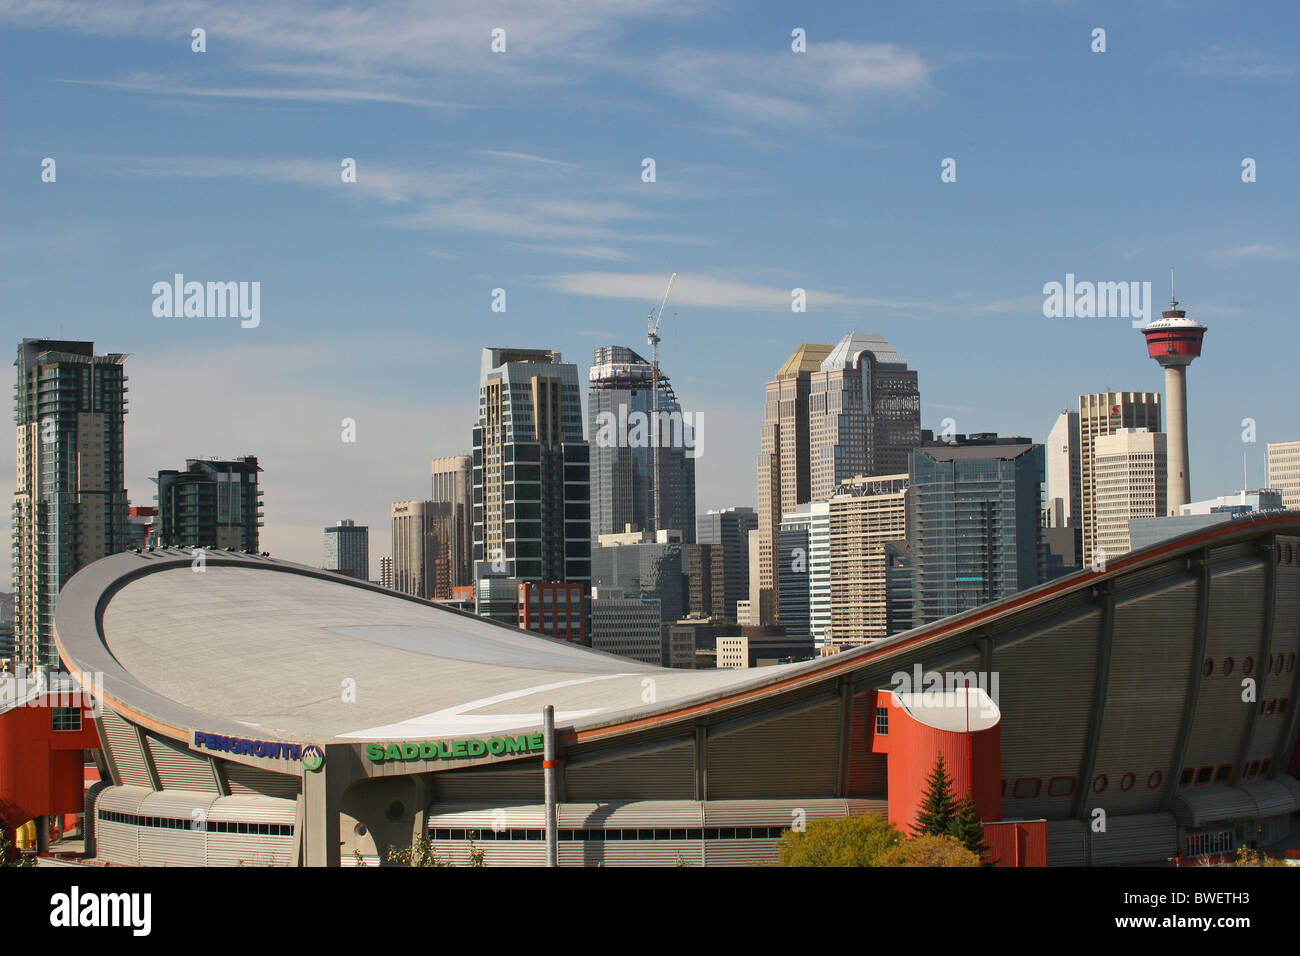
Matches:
[[912, 753, 958, 837], [947, 794, 991, 863]]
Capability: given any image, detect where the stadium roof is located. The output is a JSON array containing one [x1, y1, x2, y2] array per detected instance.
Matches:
[[52, 510, 1300, 750]]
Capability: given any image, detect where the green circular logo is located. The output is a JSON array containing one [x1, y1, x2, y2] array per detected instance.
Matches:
[[301, 745, 325, 772]]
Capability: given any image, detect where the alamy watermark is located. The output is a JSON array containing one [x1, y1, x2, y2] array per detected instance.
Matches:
[[152, 274, 260, 328], [592, 408, 704, 458], [889, 664, 1000, 718], [0, 666, 103, 718], [1042, 273, 1152, 328]]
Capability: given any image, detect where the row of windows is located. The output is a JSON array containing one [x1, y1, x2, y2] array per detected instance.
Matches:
[[427, 826, 791, 842], [1179, 759, 1273, 787], [1203, 654, 1296, 677], [98, 810, 293, 836], [1007, 772, 1169, 798]]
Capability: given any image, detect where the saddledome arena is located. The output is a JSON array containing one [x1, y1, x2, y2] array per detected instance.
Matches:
[[52, 513, 1300, 866]]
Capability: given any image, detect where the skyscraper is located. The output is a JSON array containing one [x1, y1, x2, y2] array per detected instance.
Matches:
[[776, 511, 811, 639], [1267, 442, 1300, 510], [1141, 286, 1206, 513], [473, 348, 590, 585], [697, 507, 757, 622], [431, 455, 473, 592], [324, 519, 369, 580], [587, 345, 696, 543], [809, 333, 921, 502], [391, 500, 436, 599], [686, 543, 724, 619], [756, 343, 832, 625], [1094, 428, 1168, 560], [155, 457, 263, 552], [13, 340, 130, 668], [1078, 392, 1161, 567], [827, 474, 908, 648], [1045, 409, 1081, 531], [909, 434, 1045, 627]]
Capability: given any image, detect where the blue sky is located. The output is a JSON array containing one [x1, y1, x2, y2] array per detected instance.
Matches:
[[2, 0, 1298, 579]]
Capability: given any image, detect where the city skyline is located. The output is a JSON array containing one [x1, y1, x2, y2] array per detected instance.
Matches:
[[4, 2, 1299, 583]]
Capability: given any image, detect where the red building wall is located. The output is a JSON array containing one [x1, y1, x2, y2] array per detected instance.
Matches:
[[0, 696, 100, 852], [869, 690, 1003, 836]]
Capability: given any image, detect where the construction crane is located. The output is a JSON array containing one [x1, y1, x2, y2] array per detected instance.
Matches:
[[647, 272, 676, 536]]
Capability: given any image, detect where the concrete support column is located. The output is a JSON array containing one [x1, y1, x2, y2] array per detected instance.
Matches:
[[1165, 365, 1190, 513], [302, 751, 357, 867]]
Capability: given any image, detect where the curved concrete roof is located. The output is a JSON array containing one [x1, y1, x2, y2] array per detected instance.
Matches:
[[52, 511, 1300, 750], [53, 550, 769, 744]]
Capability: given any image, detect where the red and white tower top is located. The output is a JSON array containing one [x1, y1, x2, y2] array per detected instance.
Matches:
[[1142, 270, 1207, 367]]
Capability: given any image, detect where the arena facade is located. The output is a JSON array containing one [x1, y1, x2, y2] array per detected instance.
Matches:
[[42, 512, 1300, 866]]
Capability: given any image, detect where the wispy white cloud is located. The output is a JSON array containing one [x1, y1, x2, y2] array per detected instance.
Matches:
[[543, 273, 1063, 316], [1183, 45, 1292, 79], [653, 42, 933, 125], [473, 150, 577, 169], [101, 153, 476, 203], [510, 243, 632, 262], [541, 272, 873, 311], [53, 76, 471, 109], [1212, 243, 1297, 261]]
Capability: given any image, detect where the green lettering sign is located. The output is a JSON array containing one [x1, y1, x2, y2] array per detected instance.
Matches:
[[365, 734, 549, 763]]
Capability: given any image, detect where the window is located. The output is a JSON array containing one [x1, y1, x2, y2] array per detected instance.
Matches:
[[1012, 778, 1041, 799], [1179, 768, 1194, 788], [875, 707, 888, 735], [1093, 774, 1109, 794], [1048, 777, 1076, 797], [1148, 771, 1163, 790], [1215, 765, 1232, 783], [1203, 658, 1215, 678], [51, 708, 82, 732], [1195, 766, 1213, 786]]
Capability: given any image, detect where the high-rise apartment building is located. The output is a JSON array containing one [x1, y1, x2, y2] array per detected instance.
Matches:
[[806, 501, 831, 646], [431, 455, 474, 592], [391, 500, 436, 599], [1267, 441, 1300, 509], [13, 340, 129, 667], [1078, 392, 1161, 567], [324, 519, 369, 580], [156, 457, 263, 552], [696, 507, 757, 622], [378, 556, 393, 589], [809, 333, 921, 502], [909, 434, 1045, 628], [756, 344, 832, 625], [587, 346, 696, 543], [472, 348, 590, 585], [1094, 428, 1168, 561], [827, 474, 908, 647]]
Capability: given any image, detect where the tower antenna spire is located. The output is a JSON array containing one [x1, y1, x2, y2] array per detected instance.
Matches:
[[1170, 266, 1177, 309]]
